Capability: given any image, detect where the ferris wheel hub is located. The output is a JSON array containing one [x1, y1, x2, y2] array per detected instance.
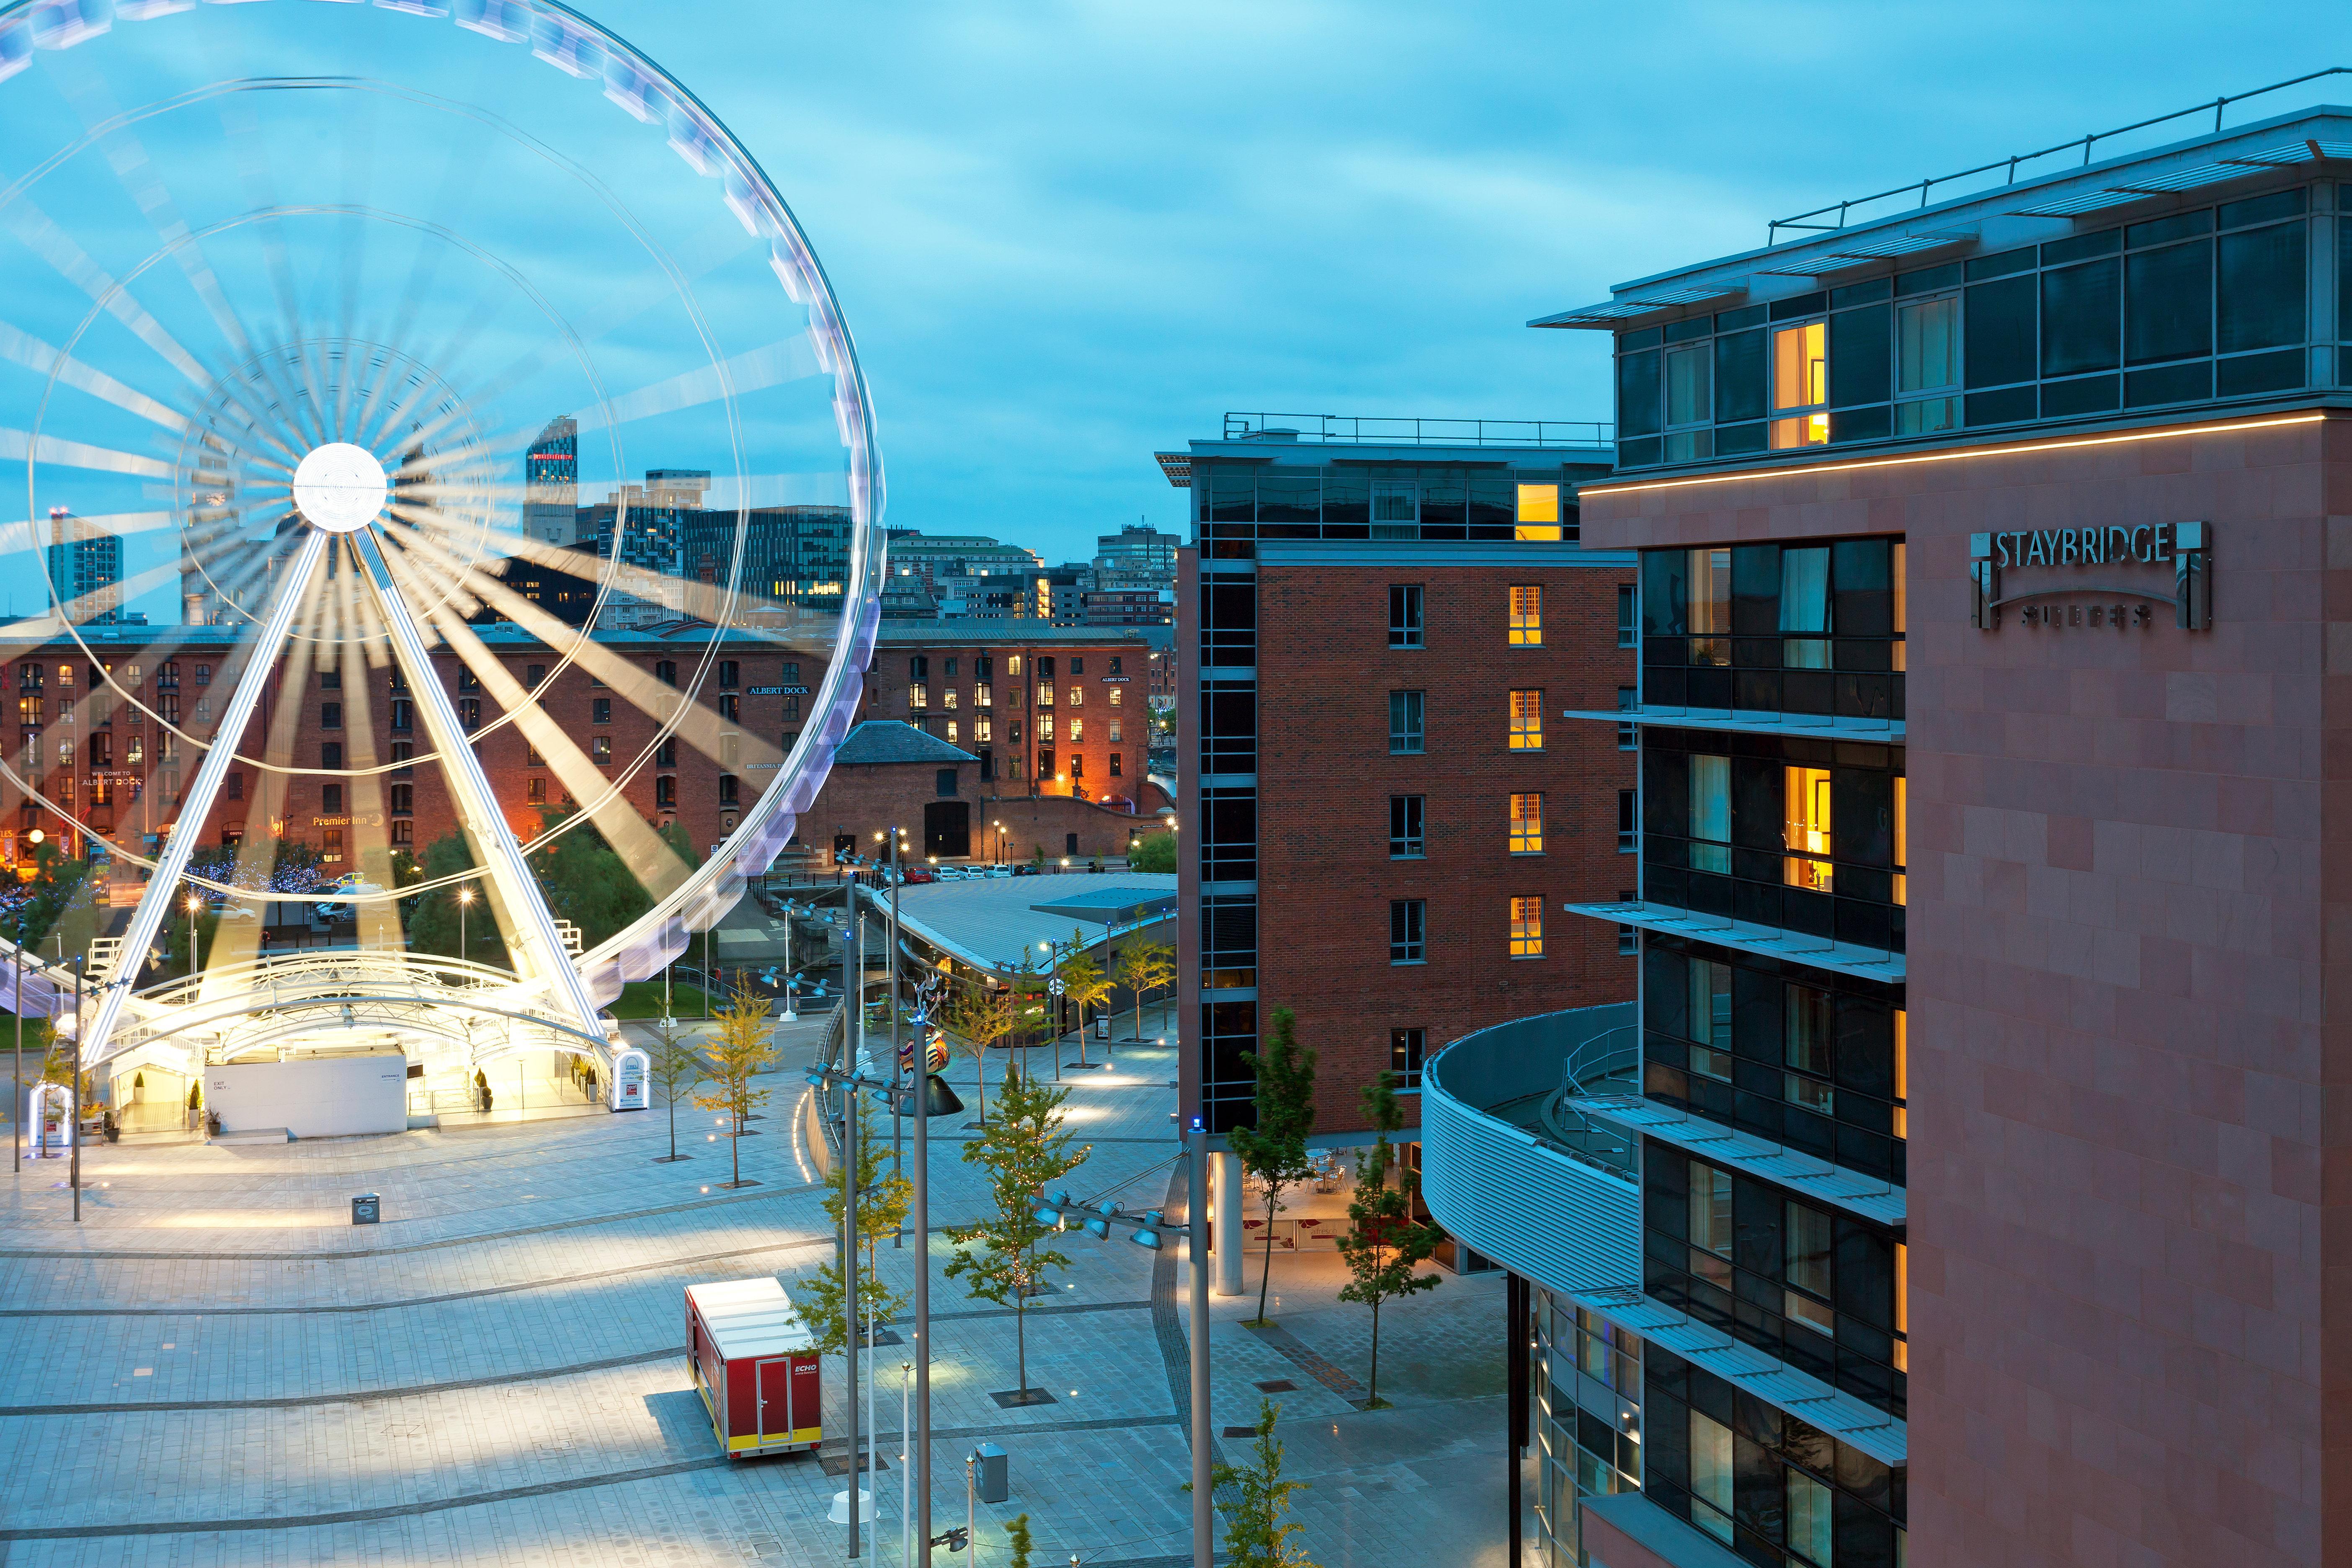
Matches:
[[290, 442, 389, 534]]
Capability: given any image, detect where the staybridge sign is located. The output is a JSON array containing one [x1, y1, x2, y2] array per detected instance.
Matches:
[[1971, 521, 2209, 632]]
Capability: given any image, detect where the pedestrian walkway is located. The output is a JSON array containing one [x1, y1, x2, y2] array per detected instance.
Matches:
[[0, 1005, 1514, 1567]]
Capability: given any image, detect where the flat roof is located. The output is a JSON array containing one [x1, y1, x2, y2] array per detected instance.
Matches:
[[1026, 885, 1178, 926], [686, 1277, 815, 1360], [874, 873, 1176, 975]]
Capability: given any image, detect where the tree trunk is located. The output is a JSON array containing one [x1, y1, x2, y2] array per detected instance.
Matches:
[[730, 1095, 742, 1186], [1016, 1296, 1027, 1393], [1368, 1297, 1382, 1407], [667, 1092, 678, 1159], [1256, 1178, 1281, 1323]]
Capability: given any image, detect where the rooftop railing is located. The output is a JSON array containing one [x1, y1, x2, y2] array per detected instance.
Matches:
[[1221, 412, 1614, 448], [1768, 66, 2352, 243]]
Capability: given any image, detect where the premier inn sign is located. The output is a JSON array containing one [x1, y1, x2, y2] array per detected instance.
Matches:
[[1971, 521, 2210, 632]]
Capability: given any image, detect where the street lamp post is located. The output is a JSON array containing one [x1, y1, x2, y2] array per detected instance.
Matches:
[[185, 893, 202, 983], [68, 954, 83, 1223], [456, 883, 473, 966], [10, 906, 24, 1175]]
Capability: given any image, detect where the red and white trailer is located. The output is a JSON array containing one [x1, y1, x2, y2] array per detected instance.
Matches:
[[686, 1277, 821, 1458]]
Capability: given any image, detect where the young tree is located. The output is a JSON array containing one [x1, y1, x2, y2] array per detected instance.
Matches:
[[944, 977, 1016, 1123], [1226, 1006, 1318, 1326], [1188, 1398, 1314, 1568], [692, 983, 777, 1188], [1125, 830, 1176, 874], [1054, 932, 1111, 1063], [1113, 939, 1175, 1039], [645, 1018, 703, 1163], [1336, 1071, 1447, 1409], [1005, 1514, 1034, 1568], [943, 1065, 1089, 1399], [792, 1097, 913, 1352]]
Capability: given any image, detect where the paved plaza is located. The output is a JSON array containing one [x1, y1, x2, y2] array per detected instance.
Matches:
[[0, 1011, 1514, 1566]]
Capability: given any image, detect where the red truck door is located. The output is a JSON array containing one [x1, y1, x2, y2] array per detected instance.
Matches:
[[757, 1357, 791, 1444]]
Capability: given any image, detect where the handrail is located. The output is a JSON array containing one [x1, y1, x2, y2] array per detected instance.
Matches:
[[1768, 67, 2352, 242], [1221, 412, 1614, 448]]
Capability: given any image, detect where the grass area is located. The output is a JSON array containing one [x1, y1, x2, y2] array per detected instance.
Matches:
[[607, 981, 716, 1021]]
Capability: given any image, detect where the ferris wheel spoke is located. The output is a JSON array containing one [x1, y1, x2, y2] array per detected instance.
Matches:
[[0, 320, 191, 435], [353, 529, 601, 1034], [0, 426, 172, 480], [571, 338, 821, 437], [418, 602, 694, 898], [0, 200, 213, 388], [79, 529, 328, 1068]]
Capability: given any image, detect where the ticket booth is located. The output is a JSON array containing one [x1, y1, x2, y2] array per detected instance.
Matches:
[[686, 1277, 820, 1458], [609, 1047, 648, 1111], [27, 1082, 70, 1156]]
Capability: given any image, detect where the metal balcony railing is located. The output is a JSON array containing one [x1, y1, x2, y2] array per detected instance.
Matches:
[[1222, 412, 1614, 449], [1769, 67, 2352, 242]]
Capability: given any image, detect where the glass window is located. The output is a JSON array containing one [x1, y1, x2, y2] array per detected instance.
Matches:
[[1508, 689, 1542, 750], [1714, 328, 1767, 423], [1515, 483, 1562, 542], [2218, 219, 2307, 353], [1785, 765, 1833, 891], [1786, 1202, 1835, 1333], [1688, 958, 1730, 1079], [1780, 546, 1831, 668], [1509, 895, 1544, 957], [1389, 690, 1424, 754], [1688, 547, 1730, 665], [1371, 479, 1418, 526], [1689, 753, 1730, 873], [1964, 272, 2037, 386], [1619, 349, 1662, 438], [1390, 794, 1424, 858], [1509, 585, 1542, 646], [1788, 1469, 1834, 1566], [1616, 584, 1637, 647], [1389, 583, 1424, 648], [1770, 320, 1828, 447], [1665, 343, 1711, 426], [1390, 1028, 1425, 1089], [1510, 792, 1543, 854], [1390, 899, 1426, 963], [2127, 240, 2213, 364], [2040, 258, 2122, 376], [1690, 1411, 1734, 1543]]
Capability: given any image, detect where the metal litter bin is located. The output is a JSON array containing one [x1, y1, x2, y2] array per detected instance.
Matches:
[[972, 1442, 1008, 1504], [351, 1193, 381, 1225]]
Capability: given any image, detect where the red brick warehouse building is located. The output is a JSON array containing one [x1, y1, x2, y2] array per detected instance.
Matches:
[[1158, 415, 1636, 1142], [0, 619, 1158, 878]]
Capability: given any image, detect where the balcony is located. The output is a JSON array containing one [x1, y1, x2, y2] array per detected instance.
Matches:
[[1419, 1002, 1643, 1309]]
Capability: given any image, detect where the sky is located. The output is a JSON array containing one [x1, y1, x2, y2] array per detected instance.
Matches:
[[564, 0, 2347, 564]]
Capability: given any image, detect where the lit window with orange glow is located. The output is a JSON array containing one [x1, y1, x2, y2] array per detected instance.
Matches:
[[1515, 483, 1561, 541], [1894, 775, 1907, 906], [1509, 793, 1542, 854], [1508, 689, 1543, 750], [1770, 320, 1829, 449], [1509, 896, 1544, 957], [1783, 765, 1832, 891], [1892, 1009, 1907, 1141], [1509, 585, 1542, 646]]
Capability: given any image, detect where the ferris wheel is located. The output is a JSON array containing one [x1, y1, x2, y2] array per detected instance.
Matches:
[[0, 0, 885, 1069]]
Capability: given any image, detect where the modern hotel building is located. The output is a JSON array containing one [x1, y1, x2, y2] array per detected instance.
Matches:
[[1418, 98, 2352, 1568]]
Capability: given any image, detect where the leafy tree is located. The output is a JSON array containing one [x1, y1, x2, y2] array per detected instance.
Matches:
[[1187, 1398, 1314, 1568], [943, 1065, 1088, 1397], [1005, 1514, 1034, 1568], [1113, 939, 1174, 1039], [0, 842, 99, 963], [792, 1097, 912, 1354], [528, 806, 654, 949], [943, 976, 1016, 1124], [1125, 830, 1176, 874], [645, 1017, 704, 1163], [692, 983, 777, 1188], [1226, 1006, 1317, 1326], [657, 819, 704, 873], [1054, 931, 1112, 1062], [403, 833, 499, 967], [1335, 1071, 1446, 1409]]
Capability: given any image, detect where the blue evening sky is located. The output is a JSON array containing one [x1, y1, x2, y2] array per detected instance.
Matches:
[[576, 0, 2334, 564]]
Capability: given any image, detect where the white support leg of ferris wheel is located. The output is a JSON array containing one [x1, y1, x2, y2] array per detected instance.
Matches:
[[79, 529, 331, 1068], [352, 529, 605, 1039]]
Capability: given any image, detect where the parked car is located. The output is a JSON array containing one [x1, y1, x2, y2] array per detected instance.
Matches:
[[899, 866, 935, 885]]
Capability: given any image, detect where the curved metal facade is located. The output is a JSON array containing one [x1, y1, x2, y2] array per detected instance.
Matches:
[[1419, 1003, 1642, 1305]]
